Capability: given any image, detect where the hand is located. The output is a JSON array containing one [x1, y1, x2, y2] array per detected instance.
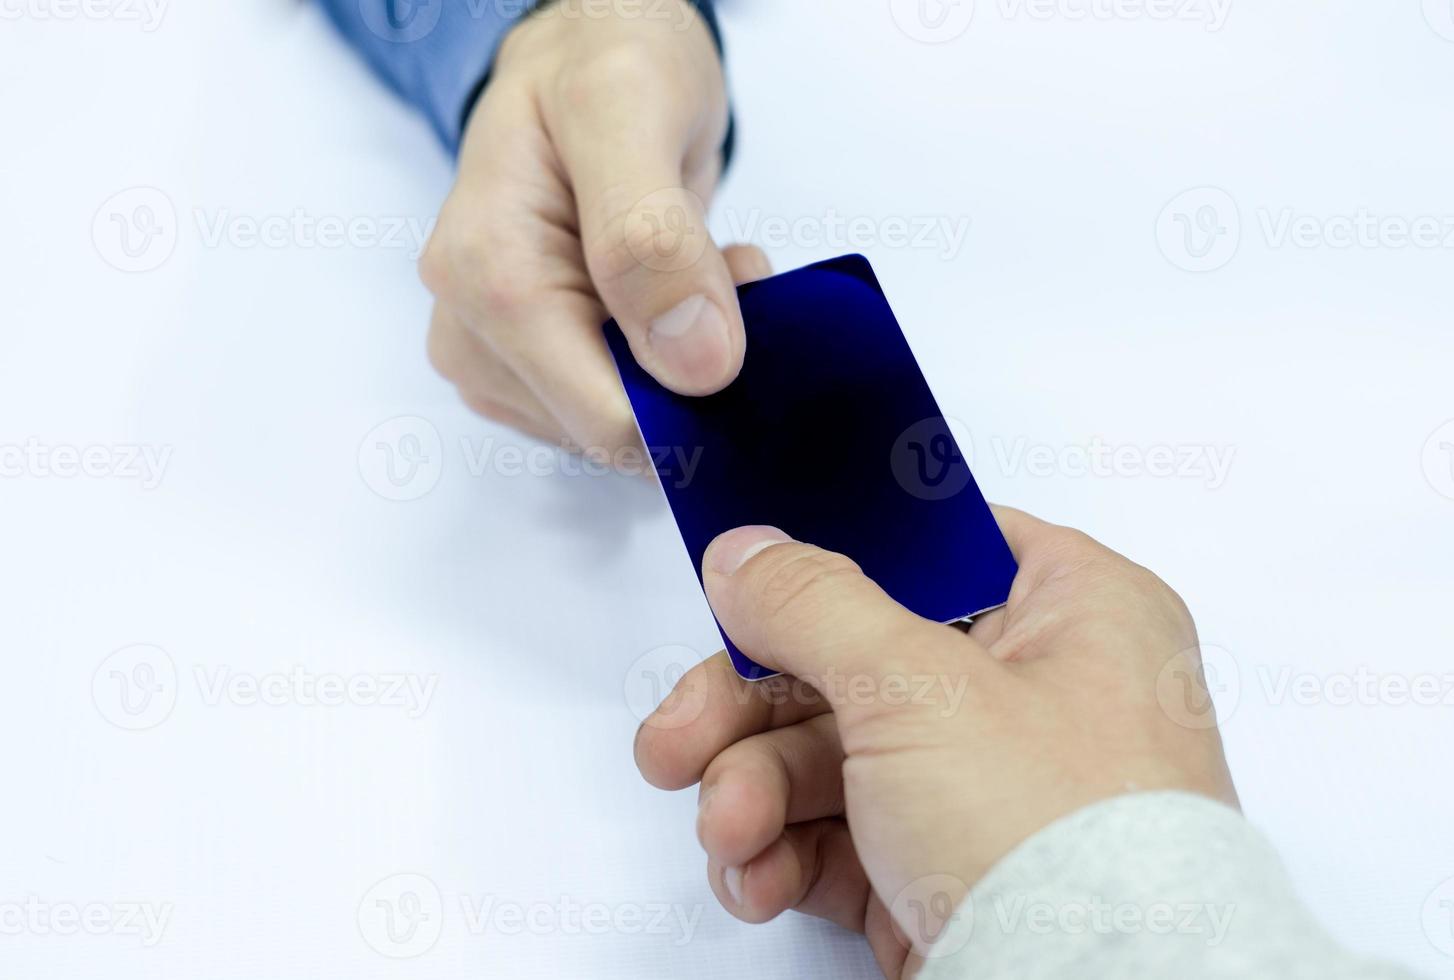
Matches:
[[634, 508, 1239, 977], [419, 0, 767, 459]]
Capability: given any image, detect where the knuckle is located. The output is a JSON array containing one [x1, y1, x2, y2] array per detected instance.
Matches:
[[423, 217, 529, 316], [589, 196, 708, 287], [587, 200, 658, 282], [1132, 565, 1195, 623], [417, 204, 477, 295], [416, 234, 449, 295], [1047, 525, 1104, 560], [470, 267, 531, 319], [1034, 526, 1120, 580], [425, 319, 463, 382], [750, 548, 863, 632], [617, 209, 671, 266], [585, 227, 640, 292]]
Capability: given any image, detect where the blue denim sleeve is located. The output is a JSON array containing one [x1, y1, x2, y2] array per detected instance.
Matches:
[[317, 0, 730, 159]]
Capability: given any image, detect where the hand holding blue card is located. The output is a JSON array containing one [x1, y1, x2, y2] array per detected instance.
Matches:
[[607, 254, 1017, 680]]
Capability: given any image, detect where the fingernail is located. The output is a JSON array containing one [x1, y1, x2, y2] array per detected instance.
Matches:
[[723, 866, 745, 907], [695, 785, 716, 844], [706, 525, 793, 576], [648, 294, 732, 391]]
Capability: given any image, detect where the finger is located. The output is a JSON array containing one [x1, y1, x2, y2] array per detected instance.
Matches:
[[475, 288, 645, 460], [866, 892, 911, 980], [972, 504, 1088, 649], [635, 650, 828, 791], [709, 819, 871, 933], [987, 503, 1050, 557], [990, 502, 1112, 572], [422, 109, 644, 460], [457, 391, 565, 446], [721, 243, 771, 285], [696, 713, 843, 868], [989, 502, 1120, 601], [983, 504, 1184, 669], [553, 77, 744, 396], [701, 526, 989, 724], [432, 220, 643, 457], [426, 306, 567, 443]]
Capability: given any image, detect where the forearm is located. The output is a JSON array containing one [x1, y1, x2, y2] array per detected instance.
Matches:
[[920, 792, 1418, 980]]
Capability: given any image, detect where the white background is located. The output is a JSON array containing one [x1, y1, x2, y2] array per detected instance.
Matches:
[[2, 0, 1453, 976]]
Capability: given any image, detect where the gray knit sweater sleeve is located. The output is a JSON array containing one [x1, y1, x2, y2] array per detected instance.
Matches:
[[916, 792, 1420, 980]]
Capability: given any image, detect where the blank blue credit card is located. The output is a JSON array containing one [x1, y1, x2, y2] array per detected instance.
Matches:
[[607, 254, 1017, 681]]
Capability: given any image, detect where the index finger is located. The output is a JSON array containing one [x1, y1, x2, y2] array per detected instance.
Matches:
[[635, 651, 828, 791]]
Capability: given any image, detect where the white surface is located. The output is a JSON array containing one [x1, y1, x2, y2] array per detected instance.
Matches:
[[3, 0, 1453, 976]]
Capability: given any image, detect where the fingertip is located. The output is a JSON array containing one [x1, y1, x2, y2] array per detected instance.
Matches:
[[703, 525, 794, 578], [714, 834, 799, 924], [634, 717, 705, 791], [644, 292, 741, 395], [632, 721, 671, 789], [722, 243, 772, 284], [633, 673, 715, 790], [635, 651, 794, 791], [696, 769, 786, 868]]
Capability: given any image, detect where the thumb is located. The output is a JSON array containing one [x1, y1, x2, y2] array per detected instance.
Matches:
[[558, 121, 745, 395], [702, 526, 988, 723]]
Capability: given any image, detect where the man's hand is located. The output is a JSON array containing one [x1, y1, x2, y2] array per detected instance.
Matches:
[[419, 0, 766, 458], [634, 509, 1239, 977]]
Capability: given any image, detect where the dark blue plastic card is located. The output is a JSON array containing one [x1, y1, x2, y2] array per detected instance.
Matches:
[[607, 254, 1018, 680]]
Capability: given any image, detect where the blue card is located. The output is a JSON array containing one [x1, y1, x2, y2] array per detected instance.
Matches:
[[607, 254, 1017, 680]]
